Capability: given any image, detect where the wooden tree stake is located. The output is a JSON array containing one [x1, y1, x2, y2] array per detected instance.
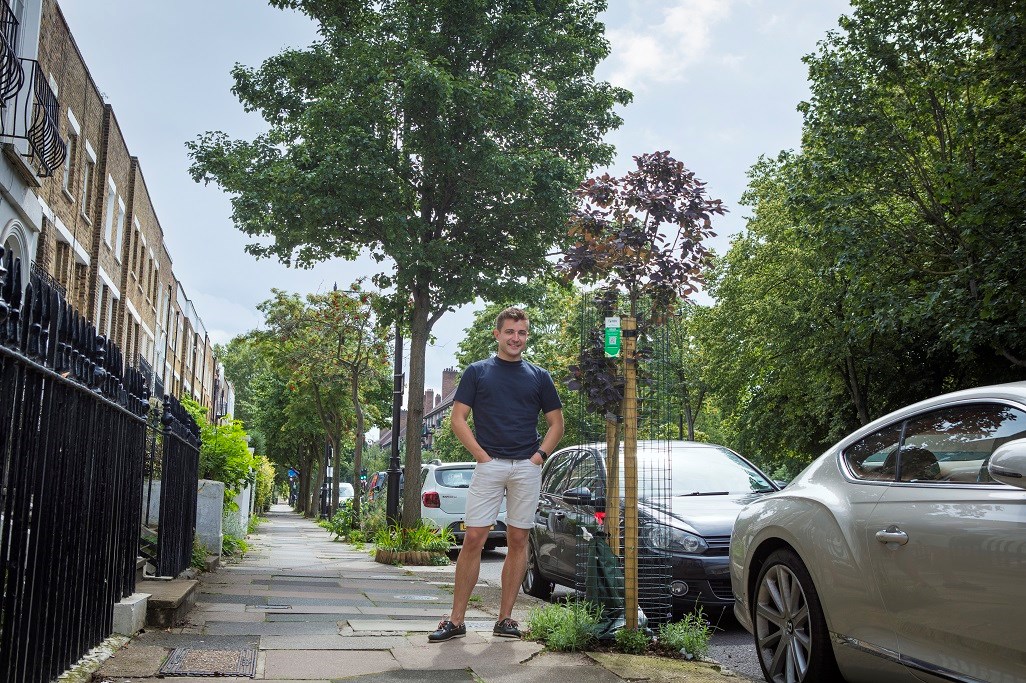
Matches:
[[622, 316, 639, 629]]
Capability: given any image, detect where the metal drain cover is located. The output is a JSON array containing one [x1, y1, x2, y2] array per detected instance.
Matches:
[[158, 647, 257, 677], [392, 594, 439, 601]]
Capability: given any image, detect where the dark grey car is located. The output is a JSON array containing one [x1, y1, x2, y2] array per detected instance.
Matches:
[[522, 440, 778, 615]]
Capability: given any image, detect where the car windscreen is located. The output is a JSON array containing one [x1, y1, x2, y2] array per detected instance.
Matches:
[[622, 446, 775, 496], [339, 483, 355, 497], [435, 467, 474, 488]]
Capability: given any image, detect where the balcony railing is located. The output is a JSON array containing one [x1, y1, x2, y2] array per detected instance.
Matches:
[[29, 260, 66, 298], [7, 58, 66, 177], [0, 0, 23, 106]]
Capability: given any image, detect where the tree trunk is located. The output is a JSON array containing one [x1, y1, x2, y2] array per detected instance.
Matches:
[[401, 285, 431, 529], [329, 434, 340, 515], [297, 446, 313, 515], [351, 369, 365, 523]]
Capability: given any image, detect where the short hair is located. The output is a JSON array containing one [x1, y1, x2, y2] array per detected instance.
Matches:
[[495, 306, 529, 330]]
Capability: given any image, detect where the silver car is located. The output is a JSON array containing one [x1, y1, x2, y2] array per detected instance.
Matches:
[[730, 382, 1026, 683]]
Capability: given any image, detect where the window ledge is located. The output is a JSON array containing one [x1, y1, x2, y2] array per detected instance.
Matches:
[[62, 187, 75, 204]]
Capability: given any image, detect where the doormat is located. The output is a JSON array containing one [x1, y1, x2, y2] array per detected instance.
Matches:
[[158, 647, 257, 677]]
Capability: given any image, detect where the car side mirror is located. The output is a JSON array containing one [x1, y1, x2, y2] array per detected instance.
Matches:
[[988, 439, 1026, 490], [563, 486, 604, 508]]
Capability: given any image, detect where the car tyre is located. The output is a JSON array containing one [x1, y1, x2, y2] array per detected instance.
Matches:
[[752, 549, 839, 683], [522, 543, 553, 600]]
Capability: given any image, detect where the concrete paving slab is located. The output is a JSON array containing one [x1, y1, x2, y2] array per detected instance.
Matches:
[[204, 621, 341, 636], [347, 620, 443, 632], [260, 634, 408, 650], [390, 639, 544, 670], [334, 669, 477, 682], [132, 632, 260, 649], [195, 593, 267, 605], [473, 651, 625, 683], [587, 652, 738, 682], [263, 649, 400, 679], [280, 596, 375, 607], [93, 643, 166, 678], [186, 610, 268, 624], [267, 612, 358, 622]]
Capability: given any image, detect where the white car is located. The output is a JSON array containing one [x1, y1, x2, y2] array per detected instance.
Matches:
[[421, 460, 507, 550], [730, 382, 1026, 683]]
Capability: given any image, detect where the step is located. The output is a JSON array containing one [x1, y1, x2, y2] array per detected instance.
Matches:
[[140, 578, 199, 629]]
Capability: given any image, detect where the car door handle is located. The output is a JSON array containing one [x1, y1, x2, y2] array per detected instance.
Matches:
[[875, 526, 909, 545]]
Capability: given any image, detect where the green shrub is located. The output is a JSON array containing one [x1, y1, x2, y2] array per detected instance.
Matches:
[[526, 601, 601, 652], [222, 533, 248, 557], [324, 499, 356, 540], [247, 515, 264, 534], [658, 609, 712, 659], [615, 627, 651, 654]]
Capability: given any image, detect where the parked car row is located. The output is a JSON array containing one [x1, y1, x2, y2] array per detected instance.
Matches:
[[414, 382, 1026, 683]]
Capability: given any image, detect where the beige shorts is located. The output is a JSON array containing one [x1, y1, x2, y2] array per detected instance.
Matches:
[[465, 458, 542, 530]]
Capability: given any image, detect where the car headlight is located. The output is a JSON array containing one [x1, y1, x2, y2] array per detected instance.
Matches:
[[647, 525, 708, 554]]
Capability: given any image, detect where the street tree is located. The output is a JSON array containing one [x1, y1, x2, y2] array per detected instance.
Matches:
[[258, 285, 390, 520], [188, 0, 630, 527], [558, 151, 725, 628]]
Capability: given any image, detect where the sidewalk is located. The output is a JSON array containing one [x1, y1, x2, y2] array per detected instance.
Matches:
[[93, 505, 740, 682]]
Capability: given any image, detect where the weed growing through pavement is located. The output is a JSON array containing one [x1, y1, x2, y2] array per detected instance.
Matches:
[[657, 609, 712, 659], [526, 600, 601, 652]]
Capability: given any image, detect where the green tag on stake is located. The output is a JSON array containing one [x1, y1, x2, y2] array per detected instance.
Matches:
[[604, 317, 621, 357]]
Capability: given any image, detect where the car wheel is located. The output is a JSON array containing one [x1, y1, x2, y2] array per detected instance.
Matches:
[[753, 549, 839, 683], [522, 543, 553, 600]]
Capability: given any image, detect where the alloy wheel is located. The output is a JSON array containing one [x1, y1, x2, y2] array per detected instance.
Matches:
[[755, 563, 812, 683]]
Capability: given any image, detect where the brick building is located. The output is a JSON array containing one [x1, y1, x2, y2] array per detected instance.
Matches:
[[0, 0, 227, 417]]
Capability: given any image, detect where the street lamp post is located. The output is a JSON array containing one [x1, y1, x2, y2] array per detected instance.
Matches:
[[386, 307, 404, 527]]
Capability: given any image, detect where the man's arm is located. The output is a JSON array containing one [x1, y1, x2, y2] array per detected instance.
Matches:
[[451, 401, 491, 463], [531, 408, 565, 465]]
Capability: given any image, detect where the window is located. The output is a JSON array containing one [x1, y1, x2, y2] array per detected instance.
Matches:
[[899, 403, 1026, 484], [843, 422, 905, 481], [103, 180, 116, 245], [114, 200, 126, 259], [542, 450, 578, 495], [63, 133, 78, 195], [80, 158, 94, 217], [55, 241, 72, 288], [564, 451, 602, 496]]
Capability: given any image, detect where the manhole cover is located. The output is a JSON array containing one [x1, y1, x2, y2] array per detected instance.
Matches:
[[392, 594, 439, 601], [158, 647, 257, 677]]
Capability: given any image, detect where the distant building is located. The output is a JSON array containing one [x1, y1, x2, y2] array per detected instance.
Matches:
[[378, 367, 459, 451]]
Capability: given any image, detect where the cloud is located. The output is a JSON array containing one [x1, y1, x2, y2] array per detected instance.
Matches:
[[607, 0, 733, 90]]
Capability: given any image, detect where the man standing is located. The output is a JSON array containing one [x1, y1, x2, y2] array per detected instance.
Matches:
[[429, 306, 564, 642]]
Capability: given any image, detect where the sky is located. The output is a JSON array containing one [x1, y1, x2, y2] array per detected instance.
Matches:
[[58, 0, 851, 397]]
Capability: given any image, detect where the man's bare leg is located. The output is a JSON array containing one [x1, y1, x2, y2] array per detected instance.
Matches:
[[498, 526, 529, 620], [449, 526, 489, 625]]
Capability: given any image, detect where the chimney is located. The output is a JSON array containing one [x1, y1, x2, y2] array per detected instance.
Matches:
[[424, 389, 435, 415], [435, 394, 441, 409], [442, 367, 457, 399]]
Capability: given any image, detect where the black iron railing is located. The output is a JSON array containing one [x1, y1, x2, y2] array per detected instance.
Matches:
[[0, 0, 23, 105], [155, 394, 201, 577], [0, 246, 150, 683]]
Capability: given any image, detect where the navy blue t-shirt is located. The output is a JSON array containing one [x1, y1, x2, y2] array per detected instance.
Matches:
[[453, 356, 563, 459]]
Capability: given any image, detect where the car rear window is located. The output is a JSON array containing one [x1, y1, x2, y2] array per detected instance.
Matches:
[[435, 468, 474, 488]]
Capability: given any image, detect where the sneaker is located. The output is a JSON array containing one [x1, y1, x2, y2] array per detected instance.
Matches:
[[493, 618, 522, 639], [428, 619, 466, 643]]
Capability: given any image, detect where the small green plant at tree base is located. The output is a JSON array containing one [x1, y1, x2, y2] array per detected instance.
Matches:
[[526, 601, 601, 652], [247, 515, 265, 535], [373, 521, 456, 553], [657, 609, 712, 659], [615, 627, 651, 655]]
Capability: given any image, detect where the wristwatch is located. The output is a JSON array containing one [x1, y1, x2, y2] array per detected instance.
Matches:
[[536, 448, 548, 461]]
